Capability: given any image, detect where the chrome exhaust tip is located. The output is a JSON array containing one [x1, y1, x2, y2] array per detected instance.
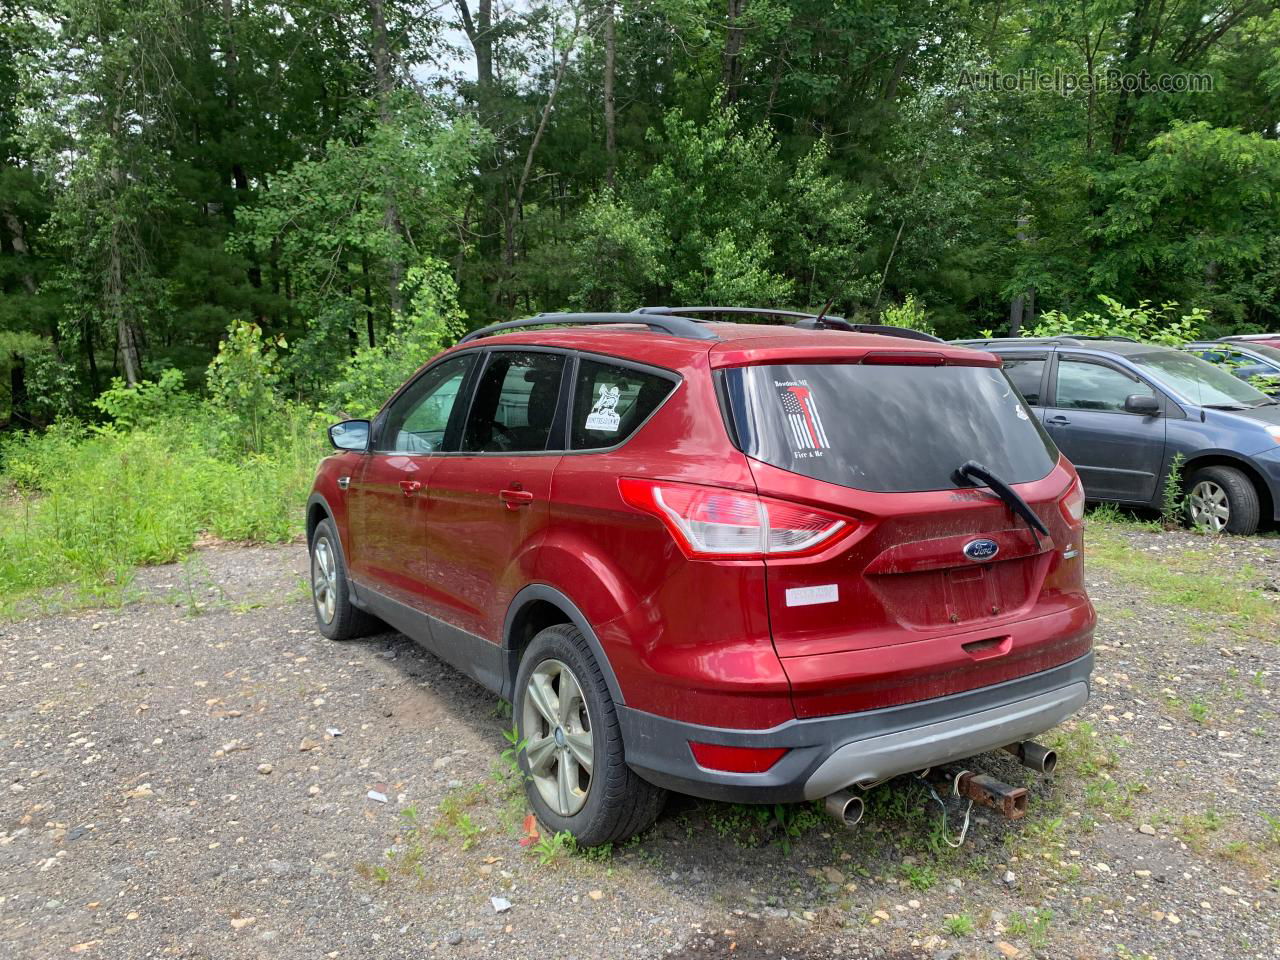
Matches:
[[823, 789, 865, 829], [1002, 740, 1057, 774]]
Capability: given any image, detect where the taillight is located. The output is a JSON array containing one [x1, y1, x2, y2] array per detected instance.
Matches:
[[1060, 476, 1085, 524], [617, 477, 848, 560]]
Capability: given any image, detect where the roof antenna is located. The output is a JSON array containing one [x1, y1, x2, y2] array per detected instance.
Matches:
[[812, 296, 837, 329]]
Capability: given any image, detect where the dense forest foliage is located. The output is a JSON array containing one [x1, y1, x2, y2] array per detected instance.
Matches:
[[2, 0, 1280, 425]]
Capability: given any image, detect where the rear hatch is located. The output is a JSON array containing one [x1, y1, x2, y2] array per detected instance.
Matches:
[[717, 347, 1091, 716]]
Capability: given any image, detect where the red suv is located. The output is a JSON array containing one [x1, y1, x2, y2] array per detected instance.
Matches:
[[306, 308, 1095, 846]]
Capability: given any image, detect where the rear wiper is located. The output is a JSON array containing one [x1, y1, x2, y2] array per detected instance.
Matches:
[[954, 460, 1051, 546]]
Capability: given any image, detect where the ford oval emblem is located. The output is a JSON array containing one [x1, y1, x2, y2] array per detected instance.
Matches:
[[963, 538, 1000, 562]]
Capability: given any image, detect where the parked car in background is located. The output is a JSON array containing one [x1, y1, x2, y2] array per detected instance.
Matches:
[[1221, 333, 1280, 352], [1182, 341, 1280, 396], [306, 308, 1096, 845], [954, 337, 1280, 534]]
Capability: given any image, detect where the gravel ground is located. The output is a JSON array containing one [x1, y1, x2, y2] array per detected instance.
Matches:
[[1, 530, 1277, 960]]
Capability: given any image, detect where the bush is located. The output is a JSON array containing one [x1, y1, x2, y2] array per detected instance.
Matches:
[[1026, 296, 1205, 345], [206, 319, 288, 454], [0, 405, 326, 614], [92, 369, 193, 430], [880, 294, 936, 336]]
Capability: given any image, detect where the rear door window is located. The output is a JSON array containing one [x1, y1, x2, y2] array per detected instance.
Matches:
[[721, 362, 1058, 493], [571, 358, 677, 450]]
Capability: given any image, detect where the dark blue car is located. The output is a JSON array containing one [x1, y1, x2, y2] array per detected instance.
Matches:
[[953, 337, 1280, 534]]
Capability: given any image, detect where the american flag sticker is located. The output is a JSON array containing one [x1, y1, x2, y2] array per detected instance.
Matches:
[[776, 382, 830, 450]]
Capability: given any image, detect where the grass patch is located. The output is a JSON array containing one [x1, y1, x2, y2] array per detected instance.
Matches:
[[1178, 808, 1226, 852], [1085, 522, 1280, 637], [0, 409, 325, 619]]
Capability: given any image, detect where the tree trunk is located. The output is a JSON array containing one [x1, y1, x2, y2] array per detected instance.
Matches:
[[507, 12, 581, 268], [9, 354, 30, 427], [603, 1, 617, 187], [1009, 294, 1025, 336], [83, 315, 100, 395], [362, 252, 376, 348], [370, 0, 406, 314], [1010, 213, 1030, 335], [1, 208, 38, 296], [721, 0, 747, 104], [456, 0, 494, 118]]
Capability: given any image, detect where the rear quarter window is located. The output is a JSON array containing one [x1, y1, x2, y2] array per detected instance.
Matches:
[[571, 358, 677, 450], [722, 362, 1059, 493]]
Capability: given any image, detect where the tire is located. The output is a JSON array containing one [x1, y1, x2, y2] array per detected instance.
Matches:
[[514, 623, 667, 846], [1186, 465, 1260, 535], [309, 518, 381, 639]]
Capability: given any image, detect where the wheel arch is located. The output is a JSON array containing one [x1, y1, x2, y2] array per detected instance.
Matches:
[[501, 585, 625, 707], [1182, 454, 1274, 524], [306, 493, 333, 545]]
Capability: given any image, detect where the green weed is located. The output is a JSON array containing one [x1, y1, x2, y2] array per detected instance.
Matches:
[[1007, 907, 1053, 949], [900, 863, 937, 891], [530, 830, 574, 866], [942, 913, 975, 937]]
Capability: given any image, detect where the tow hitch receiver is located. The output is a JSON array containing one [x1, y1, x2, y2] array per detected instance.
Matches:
[[953, 771, 1028, 819]]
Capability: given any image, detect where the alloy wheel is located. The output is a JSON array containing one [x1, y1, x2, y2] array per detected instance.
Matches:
[[1188, 480, 1229, 533], [312, 536, 338, 624], [522, 659, 593, 817]]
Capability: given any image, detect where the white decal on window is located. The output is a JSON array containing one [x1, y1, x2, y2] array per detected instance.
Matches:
[[785, 584, 839, 607], [1015, 403, 1029, 421], [584, 383, 621, 432]]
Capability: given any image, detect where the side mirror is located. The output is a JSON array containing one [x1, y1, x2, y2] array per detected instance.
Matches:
[[328, 419, 371, 452], [1123, 394, 1160, 416]]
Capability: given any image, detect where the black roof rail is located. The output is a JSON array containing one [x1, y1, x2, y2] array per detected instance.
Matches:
[[458, 311, 718, 344], [637, 305, 839, 322], [829, 323, 944, 343], [637, 305, 945, 343], [951, 336, 1084, 347]]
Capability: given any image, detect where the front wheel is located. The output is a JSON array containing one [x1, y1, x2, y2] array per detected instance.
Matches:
[[514, 624, 666, 847], [309, 519, 381, 639], [1186, 466, 1260, 535]]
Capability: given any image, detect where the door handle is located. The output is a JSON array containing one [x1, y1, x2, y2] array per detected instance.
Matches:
[[1045, 415, 1071, 425], [500, 488, 535, 509], [399, 479, 422, 497]]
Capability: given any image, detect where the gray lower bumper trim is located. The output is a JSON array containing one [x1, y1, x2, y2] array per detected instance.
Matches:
[[801, 681, 1089, 800]]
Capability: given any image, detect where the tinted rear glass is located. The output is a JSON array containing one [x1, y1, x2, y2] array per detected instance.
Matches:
[[722, 363, 1058, 493]]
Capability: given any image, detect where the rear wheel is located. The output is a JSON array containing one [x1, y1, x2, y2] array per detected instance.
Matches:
[[1186, 466, 1260, 535], [310, 519, 381, 639], [514, 624, 666, 846]]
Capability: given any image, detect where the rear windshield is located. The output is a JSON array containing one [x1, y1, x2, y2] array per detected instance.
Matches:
[[722, 362, 1058, 493]]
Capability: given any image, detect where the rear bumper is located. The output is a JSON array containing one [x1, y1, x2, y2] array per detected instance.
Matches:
[[617, 651, 1093, 803]]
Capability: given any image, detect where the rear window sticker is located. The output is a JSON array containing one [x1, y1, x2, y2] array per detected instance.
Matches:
[[585, 383, 621, 432], [1015, 403, 1029, 421], [786, 584, 839, 607], [775, 380, 830, 456]]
